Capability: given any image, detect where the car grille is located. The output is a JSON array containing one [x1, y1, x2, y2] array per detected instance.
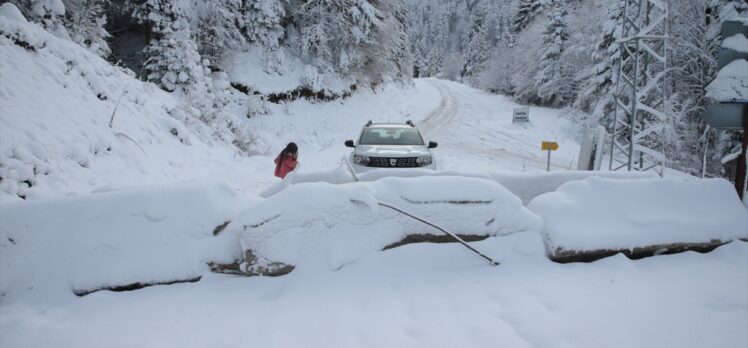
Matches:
[[368, 157, 419, 167]]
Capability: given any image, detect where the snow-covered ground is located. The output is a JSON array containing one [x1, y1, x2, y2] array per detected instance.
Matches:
[[2, 234, 746, 348], [2, 9, 747, 347]]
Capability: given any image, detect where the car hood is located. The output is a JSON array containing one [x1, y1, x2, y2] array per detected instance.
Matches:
[[354, 145, 431, 157]]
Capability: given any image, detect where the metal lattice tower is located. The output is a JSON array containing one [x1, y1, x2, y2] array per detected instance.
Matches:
[[609, 0, 668, 174]]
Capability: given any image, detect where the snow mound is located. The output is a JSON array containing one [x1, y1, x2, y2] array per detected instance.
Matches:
[[239, 176, 541, 273], [0, 182, 257, 304], [528, 177, 748, 255]]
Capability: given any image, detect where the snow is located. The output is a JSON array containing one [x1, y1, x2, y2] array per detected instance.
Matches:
[[705, 59, 748, 102], [528, 177, 748, 253], [240, 176, 541, 271], [0, 2, 27, 22], [226, 50, 350, 94], [723, 33, 748, 54], [2, 233, 746, 348], [0, 182, 258, 305], [2, 9, 747, 348], [261, 165, 655, 205]]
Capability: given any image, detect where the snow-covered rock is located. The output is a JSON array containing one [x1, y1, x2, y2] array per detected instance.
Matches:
[[238, 176, 542, 274], [0, 182, 258, 304], [528, 177, 748, 260]]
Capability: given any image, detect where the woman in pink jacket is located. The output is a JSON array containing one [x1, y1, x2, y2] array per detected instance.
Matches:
[[274, 142, 299, 179]]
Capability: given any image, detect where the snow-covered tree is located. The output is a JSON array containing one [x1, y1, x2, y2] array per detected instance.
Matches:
[[9, 0, 68, 37], [243, 0, 286, 50], [461, 3, 490, 81], [534, 6, 574, 106], [573, 0, 622, 120], [62, 0, 110, 57], [127, 0, 205, 92], [194, 0, 245, 65], [291, 0, 410, 85], [511, 0, 548, 33]]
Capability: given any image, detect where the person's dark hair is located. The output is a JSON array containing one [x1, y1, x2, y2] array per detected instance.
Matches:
[[276, 142, 298, 169], [283, 142, 298, 157]]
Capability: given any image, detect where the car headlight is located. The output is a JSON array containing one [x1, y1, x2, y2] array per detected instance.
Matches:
[[353, 154, 370, 165], [416, 156, 432, 166]]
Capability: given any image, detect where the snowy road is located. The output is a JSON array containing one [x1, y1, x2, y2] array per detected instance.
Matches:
[[236, 77, 584, 195], [417, 79, 581, 172]]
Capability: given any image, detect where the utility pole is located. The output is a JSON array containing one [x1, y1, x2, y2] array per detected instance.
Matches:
[[609, 0, 668, 176]]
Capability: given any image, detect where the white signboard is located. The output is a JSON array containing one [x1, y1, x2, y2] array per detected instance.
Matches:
[[512, 107, 530, 123]]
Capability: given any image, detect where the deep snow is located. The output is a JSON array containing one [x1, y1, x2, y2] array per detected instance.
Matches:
[[1, 7, 747, 348]]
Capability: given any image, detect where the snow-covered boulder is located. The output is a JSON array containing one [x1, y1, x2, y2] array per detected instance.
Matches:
[[0, 182, 257, 304], [528, 177, 748, 262], [238, 176, 542, 275]]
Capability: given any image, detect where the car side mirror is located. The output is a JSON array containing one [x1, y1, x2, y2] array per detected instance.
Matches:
[[345, 140, 355, 148], [428, 141, 438, 149]]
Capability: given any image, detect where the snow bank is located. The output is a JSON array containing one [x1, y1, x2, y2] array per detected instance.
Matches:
[[0, 182, 257, 304], [263, 164, 655, 205], [528, 177, 748, 257], [489, 170, 656, 205], [239, 176, 542, 273]]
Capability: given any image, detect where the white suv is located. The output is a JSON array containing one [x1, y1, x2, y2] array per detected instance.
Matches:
[[345, 121, 438, 173]]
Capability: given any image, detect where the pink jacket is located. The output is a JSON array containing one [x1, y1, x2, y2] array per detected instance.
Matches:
[[274, 154, 298, 179]]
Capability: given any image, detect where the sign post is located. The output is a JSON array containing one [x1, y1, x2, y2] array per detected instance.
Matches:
[[542, 141, 559, 171], [513, 107, 530, 123]]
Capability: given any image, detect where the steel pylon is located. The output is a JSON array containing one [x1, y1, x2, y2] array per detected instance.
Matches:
[[609, 0, 668, 175]]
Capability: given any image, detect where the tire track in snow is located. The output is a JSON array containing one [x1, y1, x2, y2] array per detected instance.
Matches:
[[419, 79, 573, 171], [419, 79, 458, 136]]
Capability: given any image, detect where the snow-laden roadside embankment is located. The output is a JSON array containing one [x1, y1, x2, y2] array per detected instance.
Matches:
[[0, 4, 260, 202]]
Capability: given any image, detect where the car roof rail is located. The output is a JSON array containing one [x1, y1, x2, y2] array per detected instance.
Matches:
[[366, 120, 372, 127], [406, 120, 414, 127]]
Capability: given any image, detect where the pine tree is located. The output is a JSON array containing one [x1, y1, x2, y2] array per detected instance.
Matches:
[[195, 0, 245, 65], [62, 0, 110, 58], [511, 0, 544, 33], [461, 3, 490, 81], [128, 0, 208, 93], [534, 7, 574, 106], [10, 0, 67, 37], [243, 0, 286, 50], [573, 0, 623, 120]]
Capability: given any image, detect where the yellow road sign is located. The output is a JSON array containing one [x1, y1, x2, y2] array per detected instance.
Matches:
[[541, 141, 559, 151]]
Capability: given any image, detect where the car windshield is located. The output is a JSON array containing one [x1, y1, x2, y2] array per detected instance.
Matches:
[[359, 127, 424, 145]]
